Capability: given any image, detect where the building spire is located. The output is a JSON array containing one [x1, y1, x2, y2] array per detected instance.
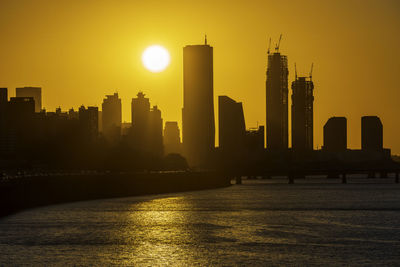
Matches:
[[205, 34, 207, 45]]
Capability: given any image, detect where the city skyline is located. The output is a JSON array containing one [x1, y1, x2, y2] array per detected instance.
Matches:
[[0, 0, 399, 154]]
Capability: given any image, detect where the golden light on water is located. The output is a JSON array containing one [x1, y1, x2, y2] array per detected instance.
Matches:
[[142, 45, 170, 73]]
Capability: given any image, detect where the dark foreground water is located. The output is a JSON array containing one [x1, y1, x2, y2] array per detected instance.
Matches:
[[1, 179, 400, 266]]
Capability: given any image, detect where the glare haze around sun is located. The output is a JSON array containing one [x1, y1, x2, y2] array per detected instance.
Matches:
[[142, 45, 170, 73]]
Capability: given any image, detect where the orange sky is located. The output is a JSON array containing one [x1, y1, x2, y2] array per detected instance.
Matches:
[[0, 0, 399, 153]]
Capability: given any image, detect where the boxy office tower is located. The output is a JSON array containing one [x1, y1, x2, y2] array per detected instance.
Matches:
[[182, 38, 215, 167], [291, 76, 314, 151], [323, 117, 347, 152], [361, 116, 383, 151]]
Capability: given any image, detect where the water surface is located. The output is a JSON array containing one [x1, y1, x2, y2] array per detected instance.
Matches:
[[1, 179, 400, 266]]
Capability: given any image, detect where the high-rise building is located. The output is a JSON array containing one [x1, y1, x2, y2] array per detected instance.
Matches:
[[323, 117, 347, 152], [218, 96, 246, 154], [291, 76, 314, 151], [131, 92, 150, 151], [266, 49, 288, 150], [16, 87, 42, 112], [149, 105, 163, 157], [78, 106, 99, 142], [362, 116, 383, 151], [164, 121, 181, 155], [102, 93, 122, 142], [182, 37, 215, 167]]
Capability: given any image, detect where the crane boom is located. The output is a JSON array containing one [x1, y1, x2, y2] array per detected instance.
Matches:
[[275, 34, 282, 52]]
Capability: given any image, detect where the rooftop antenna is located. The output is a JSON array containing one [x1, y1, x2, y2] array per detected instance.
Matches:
[[309, 63, 314, 80], [275, 34, 282, 52], [205, 34, 207, 45], [267, 37, 271, 54], [295, 63, 298, 80]]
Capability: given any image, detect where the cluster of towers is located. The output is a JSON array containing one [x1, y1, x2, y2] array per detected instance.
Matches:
[[181, 36, 386, 168]]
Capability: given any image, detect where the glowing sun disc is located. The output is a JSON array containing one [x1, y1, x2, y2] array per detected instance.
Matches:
[[142, 45, 170, 72]]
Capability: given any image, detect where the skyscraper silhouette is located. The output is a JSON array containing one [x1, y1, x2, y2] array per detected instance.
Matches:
[[131, 92, 150, 152], [149, 105, 163, 157], [266, 45, 288, 150], [182, 37, 215, 167], [218, 96, 246, 154], [361, 116, 383, 151], [16, 87, 42, 112], [102, 93, 122, 143], [291, 76, 314, 151], [323, 117, 347, 152]]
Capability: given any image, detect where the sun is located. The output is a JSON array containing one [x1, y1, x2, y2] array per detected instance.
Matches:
[[142, 45, 170, 73]]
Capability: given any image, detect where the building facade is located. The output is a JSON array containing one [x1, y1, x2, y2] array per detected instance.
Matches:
[[182, 38, 215, 167]]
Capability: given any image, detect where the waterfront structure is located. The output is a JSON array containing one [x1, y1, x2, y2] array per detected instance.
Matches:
[[16, 87, 42, 112], [266, 40, 288, 150], [323, 117, 347, 152], [362, 116, 383, 151], [182, 37, 215, 167], [102, 93, 122, 143], [291, 75, 314, 151], [164, 121, 181, 155], [218, 96, 246, 154]]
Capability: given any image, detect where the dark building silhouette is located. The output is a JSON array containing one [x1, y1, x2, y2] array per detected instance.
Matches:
[[182, 37, 215, 167], [0, 88, 7, 134], [131, 92, 150, 152], [164, 121, 181, 155], [102, 93, 122, 143], [149, 105, 163, 157], [79, 106, 98, 142], [16, 87, 42, 112], [362, 116, 383, 151], [130, 92, 163, 156], [245, 126, 265, 152], [68, 108, 79, 119], [266, 45, 288, 150], [323, 117, 347, 152], [218, 96, 246, 154], [0, 88, 7, 103], [5, 97, 35, 153], [291, 76, 314, 151]]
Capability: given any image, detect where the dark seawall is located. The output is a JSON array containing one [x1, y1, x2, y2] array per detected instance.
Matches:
[[0, 172, 231, 217]]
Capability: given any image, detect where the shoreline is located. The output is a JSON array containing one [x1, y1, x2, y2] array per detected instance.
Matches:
[[0, 171, 231, 217]]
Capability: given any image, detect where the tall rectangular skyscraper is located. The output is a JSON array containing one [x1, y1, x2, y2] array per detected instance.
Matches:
[[102, 92, 122, 142], [266, 52, 288, 150], [291, 76, 314, 151], [182, 38, 215, 167], [16, 87, 42, 112]]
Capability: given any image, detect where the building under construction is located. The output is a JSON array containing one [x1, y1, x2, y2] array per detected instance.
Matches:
[[266, 36, 288, 150], [291, 71, 314, 151]]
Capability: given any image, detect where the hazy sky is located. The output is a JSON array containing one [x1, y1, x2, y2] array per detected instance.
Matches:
[[0, 0, 399, 153]]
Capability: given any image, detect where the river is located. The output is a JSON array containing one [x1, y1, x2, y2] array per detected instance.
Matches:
[[1, 179, 400, 266]]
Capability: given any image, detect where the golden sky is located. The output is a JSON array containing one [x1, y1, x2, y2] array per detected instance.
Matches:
[[0, 0, 399, 153]]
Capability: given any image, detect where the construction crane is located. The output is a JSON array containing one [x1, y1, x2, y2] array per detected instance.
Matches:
[[275, 34, 282, 52], [309, 63, 314, 80], [295, 63, 298, 80]]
